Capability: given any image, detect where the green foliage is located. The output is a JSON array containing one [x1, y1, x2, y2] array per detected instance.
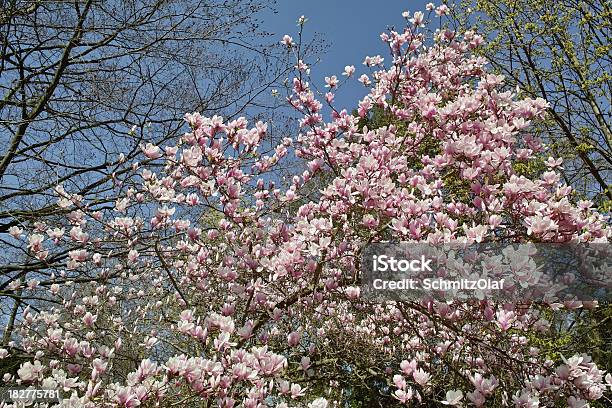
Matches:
[[573, 307, 612, 372], [513, 157, 547, 178], [455, 0, 612, 209]]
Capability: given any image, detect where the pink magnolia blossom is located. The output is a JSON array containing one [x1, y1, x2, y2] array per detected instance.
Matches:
[[342, 65, 355, 77], [281, 34, 294, 47], [324, 75, 338, 88], [441, 389, 463, 406], [140, 143, 162, 159], [8, 225, 22, 239]]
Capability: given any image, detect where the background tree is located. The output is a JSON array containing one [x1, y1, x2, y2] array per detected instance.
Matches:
[[450, 0, 611, 208], [0, 0, 293, 227]]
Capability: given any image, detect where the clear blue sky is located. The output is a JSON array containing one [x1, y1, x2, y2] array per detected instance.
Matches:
[[262, 1, 430, 111]]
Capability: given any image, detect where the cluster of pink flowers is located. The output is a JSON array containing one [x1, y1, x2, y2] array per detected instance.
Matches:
[[1, 5, 610, 407]]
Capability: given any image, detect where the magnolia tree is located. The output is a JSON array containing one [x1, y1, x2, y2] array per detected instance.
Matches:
[[1, 5, 611, 408]]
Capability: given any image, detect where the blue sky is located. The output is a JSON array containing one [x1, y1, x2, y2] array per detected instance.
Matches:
[[262, 1, 430, 111]]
